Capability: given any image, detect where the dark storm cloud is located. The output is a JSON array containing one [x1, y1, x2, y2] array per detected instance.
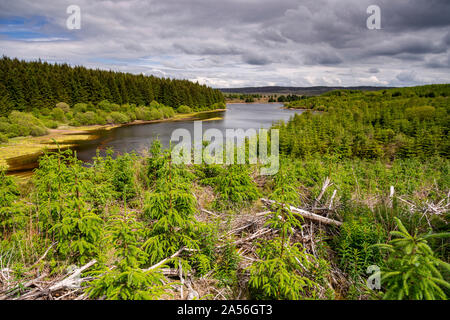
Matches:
[[425, 54, 450, 69], [173, 43, 241, 56], [242, 52, 272, 66], [0, 0, 448, 87], [378, 0, 450, 32], [303, 49, 343, 66], [370, 37, 446, 57]]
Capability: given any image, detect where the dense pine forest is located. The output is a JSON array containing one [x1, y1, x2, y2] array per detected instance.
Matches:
[[0, 56, 225, 144], [0, 84, 449, 300], [0, 56, 224, 112]]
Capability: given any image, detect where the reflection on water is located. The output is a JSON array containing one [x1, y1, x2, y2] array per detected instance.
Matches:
[[74, 103, 305, 162]]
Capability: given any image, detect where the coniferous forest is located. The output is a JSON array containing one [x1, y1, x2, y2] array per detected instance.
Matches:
[[0, 69, 448, 302], [0, 56, 224, 112], [0, 57, 225, 144]]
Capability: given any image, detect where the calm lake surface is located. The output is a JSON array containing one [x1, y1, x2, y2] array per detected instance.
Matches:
[[73, 103, 305, 162]]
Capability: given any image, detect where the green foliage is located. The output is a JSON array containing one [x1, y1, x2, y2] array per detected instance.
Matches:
[[143, 141, 203, 267], [248, 239, 324, 300], [55, 102, 70, 113], [108, 111, 130, 124], [202, 164, 260, 209], [335, 218, 386, 279], [38, 155, 105, 264], [405, 106, 436, 121], [0, 170, 19, 207], [249, 170, 330, 300], [7, 111, 48, 137], [160, 106, 175, 119], [98, 100, 112, 112], [51, 107, 66, 122], [71, 111, 98, 126], [214, 241, 240, 286], [150, 100, 160, 109], [135, 107, 152, 121], [112, 153, 137, 200], [0, 57, 224, 140], [42, 118, 58, 129], [0, 81, 448, 300], [149, 108, 163, 120], [87, 212, 171, 300], [375, 218, 450, 300], [0, 133, 8, 143], [279, 85, 450, 159], [0, 170, 26, 235], [32, 149, 113, 257], [51, 194, 104, 264], [73, 103, 88, 113], [177, 105, 192, 113]]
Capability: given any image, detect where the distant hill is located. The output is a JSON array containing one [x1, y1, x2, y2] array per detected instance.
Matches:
[[219, 86, 394, 96]]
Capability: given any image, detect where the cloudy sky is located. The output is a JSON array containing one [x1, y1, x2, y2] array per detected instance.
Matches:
[[0, 0, 449, 88]]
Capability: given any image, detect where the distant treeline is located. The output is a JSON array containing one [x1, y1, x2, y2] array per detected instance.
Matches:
[[220, 85, 393, 96], [0, 56, 224, 114], [278, 84, 450, 159]]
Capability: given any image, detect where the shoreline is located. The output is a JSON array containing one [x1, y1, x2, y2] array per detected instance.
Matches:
[[1, 108, 226, 173]]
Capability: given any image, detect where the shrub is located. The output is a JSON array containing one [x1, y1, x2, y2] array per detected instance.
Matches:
[[94, 111, 107, 125], [5, 123, 26, 137], [202, 165, 260, 209], [86, 213, 170, 300], [248, 239, 323, 300], [135, 107, 152, 121], [335, 218, 386, 279], [108, 112, 130, 124], [73, 103, 88, 113], [177, 105, 192, 113], [55, 102, 70, 112], [0, 170, 22, 233], [86, 111, 98, 124], [212, 102, 226, 109], [8, 111, 47, 136], [98, 100, 112, 112], [0, 121, 11, 134], [40, 108, 51, 116], [110, 103, 121, 112], [150, 108, 163, 120], [29, 125, 48, 136], [71, 111, 98, 126], [375, 218, 450, 300], [112, 153, 136, 199], [405, 106, 436, 121], [160, 106, 175, 119], [0, 133, 8, 143], [42, 119, 59, 129], [150, 100, 160, 109], [127, 110, 137, 122], [51, 107, 66, 122]]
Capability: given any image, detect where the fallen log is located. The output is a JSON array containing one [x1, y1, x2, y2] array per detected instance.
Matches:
[[0, 273, 47, 300], [261, 198, 342, 227], [48, 259, 97, 292], [144, 247, 185, 272]]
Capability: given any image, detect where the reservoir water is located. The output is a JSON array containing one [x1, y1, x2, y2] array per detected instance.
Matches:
[[74, 103, 305, 162]]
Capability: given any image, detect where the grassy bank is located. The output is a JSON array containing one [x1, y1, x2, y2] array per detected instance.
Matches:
[[0, 108, 225, 172]]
